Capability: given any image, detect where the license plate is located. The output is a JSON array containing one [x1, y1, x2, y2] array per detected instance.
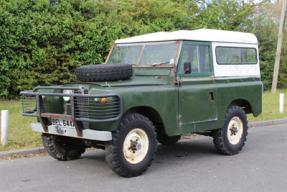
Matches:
[[51, 118, 75, 128]]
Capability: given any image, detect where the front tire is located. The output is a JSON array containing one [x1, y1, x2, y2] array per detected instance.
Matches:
[[41, 134, 85, 161], [105, 113, 157, 177], [212, 105, 248, 155]]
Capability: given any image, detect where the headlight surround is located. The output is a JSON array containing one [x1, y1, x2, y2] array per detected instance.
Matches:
[[63, 90, 72, 101]]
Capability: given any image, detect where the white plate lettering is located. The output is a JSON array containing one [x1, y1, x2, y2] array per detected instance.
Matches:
[[52, 118, 75, 128]]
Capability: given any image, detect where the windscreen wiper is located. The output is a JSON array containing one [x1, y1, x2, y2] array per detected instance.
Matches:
[[152, 61, 169, 66]]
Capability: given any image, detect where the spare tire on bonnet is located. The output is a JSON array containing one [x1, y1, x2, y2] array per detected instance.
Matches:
[[76, 64, 133, 82]]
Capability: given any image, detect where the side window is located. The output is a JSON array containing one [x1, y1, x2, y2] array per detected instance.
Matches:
[[179, 44, 211, 73], [216, 47, 257, 64], [192, 48, 198, 71]]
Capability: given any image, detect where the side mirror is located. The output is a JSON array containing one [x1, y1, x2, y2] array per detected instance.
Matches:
[[184, 62, 191, 74], [178, 62, 192, 87]]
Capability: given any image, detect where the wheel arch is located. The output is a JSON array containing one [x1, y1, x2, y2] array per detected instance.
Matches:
[[124, 106, 166, 135], [229, 99, 253, 114]]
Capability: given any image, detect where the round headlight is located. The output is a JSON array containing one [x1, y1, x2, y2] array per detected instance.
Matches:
[[63, 90, 72, 101]]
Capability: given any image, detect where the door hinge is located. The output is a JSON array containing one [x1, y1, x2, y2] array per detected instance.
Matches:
[[177, 115, 182, 121]]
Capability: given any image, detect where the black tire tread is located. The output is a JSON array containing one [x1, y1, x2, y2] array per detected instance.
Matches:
[[41, 134, 85, 161], [212, 105, 248, 155], [76, 64, 133, 82], [105, 113, 157, 177]]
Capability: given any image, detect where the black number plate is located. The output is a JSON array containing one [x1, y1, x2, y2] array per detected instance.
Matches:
[[51, 119, 75, 128]]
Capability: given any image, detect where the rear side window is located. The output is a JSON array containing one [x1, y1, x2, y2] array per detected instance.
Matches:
[[216, 47, 257, 64]]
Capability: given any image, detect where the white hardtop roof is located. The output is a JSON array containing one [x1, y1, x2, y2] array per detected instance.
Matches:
[[115, 29, 258, 44]]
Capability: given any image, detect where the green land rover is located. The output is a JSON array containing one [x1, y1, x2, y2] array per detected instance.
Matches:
[[21, 29, 263, 177]]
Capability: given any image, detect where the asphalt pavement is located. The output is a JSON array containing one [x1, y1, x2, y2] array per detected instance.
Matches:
[[1, 118, 287, 158], [0, 123, 286, 192]]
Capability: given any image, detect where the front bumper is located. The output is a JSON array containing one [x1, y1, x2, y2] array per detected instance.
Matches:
[[21, 86, 122, 139], [32, 123, 112, 141]]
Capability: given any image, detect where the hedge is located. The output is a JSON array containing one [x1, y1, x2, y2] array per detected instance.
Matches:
[[0, 0, 285, 98], [0, 0, 199, 98]]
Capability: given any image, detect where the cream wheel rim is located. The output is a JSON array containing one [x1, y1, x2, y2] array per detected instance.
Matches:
[[227, 116, 243, 145], [123, 128, 149, 164]]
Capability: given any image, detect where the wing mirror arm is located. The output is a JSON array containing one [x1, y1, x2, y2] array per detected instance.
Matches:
[[178, 62, 191, 87]]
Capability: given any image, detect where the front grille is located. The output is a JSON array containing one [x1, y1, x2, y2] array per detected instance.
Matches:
[[20, 95, 37, 114], [66, 104, 72, 115], [20, 86, 122, 123], [73, 89, 89, 118], [74, 96, 121, 120]]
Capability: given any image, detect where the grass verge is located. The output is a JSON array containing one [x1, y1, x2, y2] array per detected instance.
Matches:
[[0, 89, 287, 151], [0, 100, 41, 151], [247, 89, 287, 122]]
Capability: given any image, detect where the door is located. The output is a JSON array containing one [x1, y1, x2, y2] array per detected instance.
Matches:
[[177, 41, 217, 125]]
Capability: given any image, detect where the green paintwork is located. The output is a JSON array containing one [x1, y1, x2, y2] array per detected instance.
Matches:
[[51, 89, 64, 114], [133, 67, 171, 76], [38, 88, 63, 114], [87, 84, 178, 130], [65, 74, 175, 88], [216, 80, 263, 118], [175, 41, 218, 133], [35, 40, 263, 138], [178, 80, 217, 124]]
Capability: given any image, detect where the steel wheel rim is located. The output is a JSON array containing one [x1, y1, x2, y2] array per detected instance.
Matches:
[[123, 128, 149, 164], [227, 116, 243, 145]]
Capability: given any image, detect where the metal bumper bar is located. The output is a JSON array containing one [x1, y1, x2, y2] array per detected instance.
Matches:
[[20, 86, 122, 139], [32, 123, 112, 141]]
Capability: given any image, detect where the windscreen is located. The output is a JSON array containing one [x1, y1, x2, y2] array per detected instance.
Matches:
[[107, 45, 143, 65], [138, 44, 178, 65], [107, 43, 179, 65]]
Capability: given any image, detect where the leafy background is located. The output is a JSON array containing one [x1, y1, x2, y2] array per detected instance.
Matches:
[[0, 0, 286, 98]]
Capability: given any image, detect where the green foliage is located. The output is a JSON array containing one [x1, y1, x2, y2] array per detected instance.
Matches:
[[197, 0, 257, 30], [242, 0, 287, 90], [246, 13, 278, 90], [0, 0, 199, 98], [0, 0, 286, 97], [278, 37, 287, 89], [0, 0, 103, 98]]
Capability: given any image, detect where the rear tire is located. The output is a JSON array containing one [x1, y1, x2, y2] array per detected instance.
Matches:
[[212, 105, 248, 155], [41, 134, 85, 161], [105, 113, 157, 177]]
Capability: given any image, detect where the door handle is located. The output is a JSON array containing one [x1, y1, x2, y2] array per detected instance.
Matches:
[[210, 92, 214, 101]]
